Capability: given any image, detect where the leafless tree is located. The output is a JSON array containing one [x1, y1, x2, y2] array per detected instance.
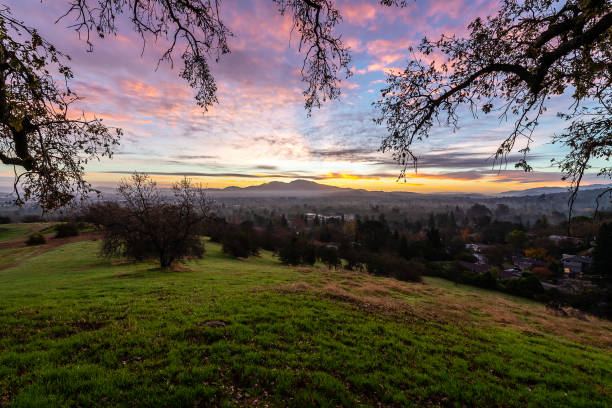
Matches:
[[87, 173, 213, 268]]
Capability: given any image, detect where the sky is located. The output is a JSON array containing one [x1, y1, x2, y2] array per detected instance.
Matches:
[[0, 0, 608, 194]]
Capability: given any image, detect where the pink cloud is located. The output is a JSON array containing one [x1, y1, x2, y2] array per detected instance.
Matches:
[[341, 2, 378, 27]]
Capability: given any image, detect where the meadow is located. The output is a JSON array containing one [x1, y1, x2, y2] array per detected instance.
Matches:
[[0, 224, 610, 407]]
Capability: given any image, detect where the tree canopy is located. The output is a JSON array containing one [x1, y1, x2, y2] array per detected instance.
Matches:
[[376, 0, 612, 215], [0, 8, 120, 209]]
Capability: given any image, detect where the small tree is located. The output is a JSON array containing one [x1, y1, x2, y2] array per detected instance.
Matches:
[[524, 247, 547, 260], [506, 229, 527, 253], [318, 246, 341, 269], [87, 173, 212, 268], [55, 222, 80, 238], [221, 223, 259, 259], [25, 233, 46, 246], [278, 236, 316, 266]]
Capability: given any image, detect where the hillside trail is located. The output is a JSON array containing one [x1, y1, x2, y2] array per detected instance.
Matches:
[[0, 232, 99, 271]]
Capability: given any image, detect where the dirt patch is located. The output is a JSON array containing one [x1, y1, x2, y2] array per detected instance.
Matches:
[[275, 279, 418, 318]]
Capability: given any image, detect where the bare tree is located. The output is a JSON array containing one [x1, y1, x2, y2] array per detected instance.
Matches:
[[88, 173, 212, 268]]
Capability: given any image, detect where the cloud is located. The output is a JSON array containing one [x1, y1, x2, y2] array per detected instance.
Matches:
[[173, 155, 219, 160], [309, 147, 378, 161], [340, 2, 379, 26], [324, 173, 382, 180], [5, 0, 599, 195], [103, 170, 320, 179]]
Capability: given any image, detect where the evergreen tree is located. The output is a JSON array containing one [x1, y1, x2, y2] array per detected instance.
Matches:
[[592, 223, 612, 277]]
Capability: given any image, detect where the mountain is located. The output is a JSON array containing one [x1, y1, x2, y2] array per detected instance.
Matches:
[[497, 184, 611, 197], [226, 179, 346, 192], [209, 179, 611, 198], [208, 179, 366, 197]]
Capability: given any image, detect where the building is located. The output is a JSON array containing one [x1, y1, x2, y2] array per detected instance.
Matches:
[[548, 235, 584, 245], [465, 243, 488, 264], [512, 256, 546, 271], [561, 254, 591, 276], [499, 268, 521, 279]]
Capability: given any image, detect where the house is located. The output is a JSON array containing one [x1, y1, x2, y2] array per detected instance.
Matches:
[[512, 256, 546, 271], [548, 235, 583, 245], [499, 268, 521, 279], [561, 254, 591, 276], [465, 243, 488, 264]]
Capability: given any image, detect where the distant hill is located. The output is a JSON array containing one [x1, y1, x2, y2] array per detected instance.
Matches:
[[208, 179, 612, 199], [497, 184, 611, 197], [210, 179, 367, 197], [223, 179, 346, 193]]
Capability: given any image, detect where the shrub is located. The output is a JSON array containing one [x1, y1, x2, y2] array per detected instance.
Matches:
[[205, 216, 228, 243], [365, 253, 422, 282], [26, 233, 46, 245], [55, 222, 79, 238], [474, 269, 498, 289], [502, 271, 544, 299], [339, 246, 365, 271], [279, 237, 303, 265], [0, 216, 11, 224], [318, 246, 341, 269], [22, 215, 43, 223], [222, 230, 258, 258], [393, 259, 425, 282], [302, 244, 317, 266], [278, 237, 315, 266], [454, 251, 478, 263]]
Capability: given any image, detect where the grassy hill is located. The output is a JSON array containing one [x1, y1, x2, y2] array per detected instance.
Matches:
[[0, 224, 610, 407]]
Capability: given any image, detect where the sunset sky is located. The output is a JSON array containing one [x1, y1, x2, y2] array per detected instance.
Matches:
[[0, 0, 607, 193]]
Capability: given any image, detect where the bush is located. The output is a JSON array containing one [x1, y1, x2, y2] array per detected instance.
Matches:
[[394, 259, 425, 282], [0, 216, 11, 224], [55, 222, 80, 238], [205, 216, 228, 243], [318, 246, 341, 269], [279, 237, 303, 265], [26, 233, 46, 246], [502, 271, 545, 299], [365, 253, 422, 282], [302, 244, 317, 266], [278, 237, 315, 266], [22, 215, 43, 223], [454, 251, 478, 263], [222, 230, 258, 258], [340, 247, 365, 271], [473, 269, 499, 289]]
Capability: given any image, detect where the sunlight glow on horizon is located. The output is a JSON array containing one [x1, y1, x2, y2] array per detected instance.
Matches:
[[79, 172, 588, 195]]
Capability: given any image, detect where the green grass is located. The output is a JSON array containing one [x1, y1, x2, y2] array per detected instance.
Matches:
[[0, 223, 53, 242], [0, 237, 610, 407], [0, 247, 42, 269]]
